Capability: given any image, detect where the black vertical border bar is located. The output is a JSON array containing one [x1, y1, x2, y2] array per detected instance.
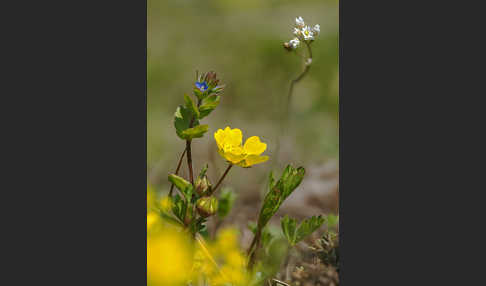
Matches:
[[4, 0, 147, 283]]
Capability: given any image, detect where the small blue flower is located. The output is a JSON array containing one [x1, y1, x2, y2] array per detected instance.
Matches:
[[195, 81, 208, 92]]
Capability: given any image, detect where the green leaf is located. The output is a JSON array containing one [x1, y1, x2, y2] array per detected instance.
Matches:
[[193, 87, 204, 101], [280, 165, 306, 200], [171, 194, 187, 222], [174, 105, 199, 140], [168, 174, 193, 201], [326, 214, 339, 229], [295, 215, 325, 243], [281, 215, 298, 246], [199, 95, 220, 119], [180, 124, 208, 139], [217, 188, 236, 218], [189, 217, 207, 235], [159, 210, 184, 226], [184, 94, 200, 119], [257, 165, 305, 229], [268, 171, 276, 190]]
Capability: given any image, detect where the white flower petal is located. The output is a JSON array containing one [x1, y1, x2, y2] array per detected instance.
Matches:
[[295, 16, 305, 27]]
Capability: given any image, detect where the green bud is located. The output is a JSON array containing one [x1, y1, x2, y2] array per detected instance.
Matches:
[[195, 176, 211, 196], [196, 196, 218, 217]]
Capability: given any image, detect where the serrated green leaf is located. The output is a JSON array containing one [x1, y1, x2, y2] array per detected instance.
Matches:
[[281, 166, 305, 199], [217, 188, 236, 218], [199, 95, 220, 119], [174, 105, 200, 140], [168, 174, 193, 201], [281, 215, 298, 246], [180, 124, 208, 140], [295, 215, 325, 243], [184, 94, 200, 119], [257, 165, 305, 229]]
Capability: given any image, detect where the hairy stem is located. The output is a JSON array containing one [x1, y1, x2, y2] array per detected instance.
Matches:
[[169, 148, 187, 196], [210, 164, 233, 195]]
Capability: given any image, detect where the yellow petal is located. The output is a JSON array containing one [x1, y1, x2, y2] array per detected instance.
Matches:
[[242, 155, 269, 167], [225, 152, 246, 164], [218, 148, 231, 163], [219, 145, 245, 164], [243, 136, 267, 155], [214, 126, 241, 150], [227, 128, 243, 147], [214, 128, 227, 150]]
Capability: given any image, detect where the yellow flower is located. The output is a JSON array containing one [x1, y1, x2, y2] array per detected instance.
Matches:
[[147, 227, 193, 286], [192, 227, 250, 286], [147, 212, 160, 231], [147, 185, 155, 210], [215, 228, 239, 253], [160, 196, 172, 212], [214, 126, 269, 167]]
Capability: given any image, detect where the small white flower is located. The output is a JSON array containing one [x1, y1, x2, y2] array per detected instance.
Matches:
[[293, 27, 301, 36], [289, 37, 300, 49], [301, 26, 314, 41], [313, 24, 320, 35], [295, 16, 305, 27]]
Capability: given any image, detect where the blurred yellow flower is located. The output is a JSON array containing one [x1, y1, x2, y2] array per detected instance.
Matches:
[[147, 227, 193, 286], [160, 196, 172, 212], [214, 126, 269, 167], [147, 212, 160, 231], [147, 185, 155, 210], [193, 228, 250, 286], [215, 228, 238, 253]]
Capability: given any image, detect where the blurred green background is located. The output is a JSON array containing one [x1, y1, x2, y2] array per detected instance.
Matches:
[[148, 0, 339, 194]]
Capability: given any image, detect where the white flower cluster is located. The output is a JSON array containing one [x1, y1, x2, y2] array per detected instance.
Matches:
[[285, 16, 320, 50]]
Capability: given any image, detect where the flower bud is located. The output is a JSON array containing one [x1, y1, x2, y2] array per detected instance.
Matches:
[[195, 176, 211, 196], [283, 42, 292, 51], [196, 196, 218, 217], [205, 71, 217, 84]]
